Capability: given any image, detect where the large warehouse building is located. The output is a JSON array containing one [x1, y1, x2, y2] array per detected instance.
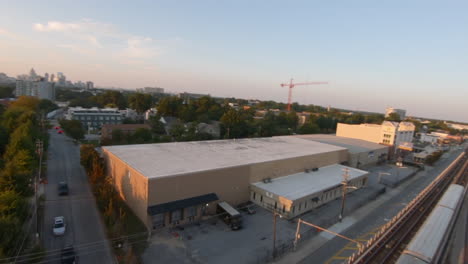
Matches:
[[102, 136, 368, 231], [290, 134, 389, 168]]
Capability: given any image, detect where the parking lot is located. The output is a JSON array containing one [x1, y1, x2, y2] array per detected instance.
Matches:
[[141, 162, 412, 264]]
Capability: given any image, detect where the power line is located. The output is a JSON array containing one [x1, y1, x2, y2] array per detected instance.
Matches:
[[2, 230, 148, 263]]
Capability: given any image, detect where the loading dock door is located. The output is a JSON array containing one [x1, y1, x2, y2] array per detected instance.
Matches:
[[152, 214, 165, 229]]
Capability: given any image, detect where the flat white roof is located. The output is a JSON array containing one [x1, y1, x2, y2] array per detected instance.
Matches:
[[251, 164, 368, 201], [287, 134, 388, 153], [103, 137, 346, 179]]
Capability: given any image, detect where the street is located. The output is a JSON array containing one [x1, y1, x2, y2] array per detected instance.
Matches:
[[41, 127, 114, 263]]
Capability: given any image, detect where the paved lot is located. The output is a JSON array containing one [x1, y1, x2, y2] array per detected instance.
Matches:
[[142, 163, 404, 264], [41, 127, 114, 263]]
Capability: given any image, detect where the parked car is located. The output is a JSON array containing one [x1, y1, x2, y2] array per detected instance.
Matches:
[[58, 182, 69, 196], [53, 216, 66, 236], [61, 246, 77, 264], [58, 130, 64, 134], [55, 126, 60, 130]]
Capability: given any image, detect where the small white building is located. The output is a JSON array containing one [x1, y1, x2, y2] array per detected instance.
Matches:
[[250, 164, 368, 219], [419, 133, 439, 144]]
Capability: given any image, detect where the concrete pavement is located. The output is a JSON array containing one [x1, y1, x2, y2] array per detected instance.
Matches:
[[41, 128, 114, 263]]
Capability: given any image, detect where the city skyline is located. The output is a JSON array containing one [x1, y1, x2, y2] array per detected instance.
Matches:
[[1, 1, 467, 122]]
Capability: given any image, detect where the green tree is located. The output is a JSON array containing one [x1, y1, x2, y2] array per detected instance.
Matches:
[[95, 91, 128, 109], [148, 116, 166, 135], [385, 113, 401, 122], [132, 128, 152, 143], [298, 122, 320, 134], [128, 93, 153, 114], [0, 86, 14, 98], [38, 99, 59, 114], [169, 123, 186, 141], [157, 96, 183, 117], [220, 109, 245, 138], [59, 120, 85, 141]]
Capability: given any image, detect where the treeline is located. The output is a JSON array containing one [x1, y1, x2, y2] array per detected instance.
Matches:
[[80, 145, 147, 262], [57, 88, 390, 141], [0, 97, 49, 259]]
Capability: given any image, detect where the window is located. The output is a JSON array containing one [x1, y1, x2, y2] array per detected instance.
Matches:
[[253, 192, 256, 200], [292, 206, 295, 213], [274, 202, 277, 209], [282, 205, 285, 213], [298, 203, 301, 211], [260, 195, 263, 202], [304, 201, 307, 209]]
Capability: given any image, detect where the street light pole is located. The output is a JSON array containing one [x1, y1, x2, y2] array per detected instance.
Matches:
[[339, 168, 349, 222], [339, 168, 357, 222], [273, 212, 277, 259], [35, 139, 43, 242]]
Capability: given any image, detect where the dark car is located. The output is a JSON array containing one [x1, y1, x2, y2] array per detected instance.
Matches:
[[58, 182, 69, 196], [61, 246, 77, 264]]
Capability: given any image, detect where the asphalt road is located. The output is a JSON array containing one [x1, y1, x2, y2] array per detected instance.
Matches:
[[41, 127, 114, 263], [298, 148, 465, 264]]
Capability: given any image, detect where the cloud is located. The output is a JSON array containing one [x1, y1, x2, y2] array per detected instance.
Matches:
[[123, 37, 160, 59], [34, 21, 82, 32], [33, 19, 161, 61]]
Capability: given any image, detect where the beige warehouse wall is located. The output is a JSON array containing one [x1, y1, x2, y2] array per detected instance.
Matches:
[[337, 123, 382, 144], [148, 165, 251, 208], [249, 150, 348, 183], [349, 147, 388, 168], [103, 150, 149, 226]]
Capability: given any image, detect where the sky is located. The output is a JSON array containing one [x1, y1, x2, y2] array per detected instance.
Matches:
[[0, 0, 467, 122]]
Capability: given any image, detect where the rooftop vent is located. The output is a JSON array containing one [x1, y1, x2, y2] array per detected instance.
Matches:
[[305, 168, 310, 173], [312, 168, 319, 172], [262, 178, 272, 183]]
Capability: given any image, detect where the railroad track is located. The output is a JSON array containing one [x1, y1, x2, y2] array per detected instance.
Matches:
[[346, 151, 468, 264]]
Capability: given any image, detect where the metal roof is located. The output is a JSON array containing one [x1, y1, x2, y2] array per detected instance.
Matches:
[[218, 202, 241, 216], [251, 164, 368, 201], [103, 137, 346, 179]]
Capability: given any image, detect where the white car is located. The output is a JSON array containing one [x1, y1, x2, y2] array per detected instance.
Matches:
[[53, 216, 66, 236]]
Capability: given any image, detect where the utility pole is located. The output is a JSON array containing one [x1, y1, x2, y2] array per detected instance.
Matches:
[[272, 211, 282, 259], [339, 168, 357, 222]]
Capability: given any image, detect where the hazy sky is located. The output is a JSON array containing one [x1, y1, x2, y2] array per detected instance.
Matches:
[[1, 1, 467, 122]]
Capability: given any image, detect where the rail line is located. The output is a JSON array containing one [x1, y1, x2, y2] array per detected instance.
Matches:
[[346, 150, 468, 264]]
